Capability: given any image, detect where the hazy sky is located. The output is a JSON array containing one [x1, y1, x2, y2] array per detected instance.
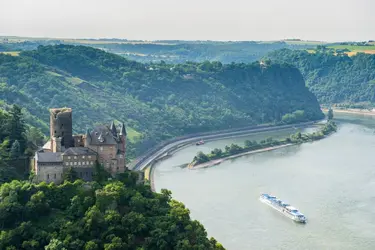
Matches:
[[1, 0, 374, 41]]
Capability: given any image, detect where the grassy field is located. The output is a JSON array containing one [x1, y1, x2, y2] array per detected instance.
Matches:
[[327, 45, 375, 56], [0, 51, 20, 56], [284, 40, 327, 45]]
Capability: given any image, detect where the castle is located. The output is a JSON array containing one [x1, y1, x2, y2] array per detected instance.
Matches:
[[34, 108, 127, 183]]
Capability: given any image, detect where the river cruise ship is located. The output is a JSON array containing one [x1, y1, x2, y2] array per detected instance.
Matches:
[[259, 194, 306, 223]]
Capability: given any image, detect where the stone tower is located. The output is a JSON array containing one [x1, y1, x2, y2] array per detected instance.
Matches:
[[50, 108, 73, 152]]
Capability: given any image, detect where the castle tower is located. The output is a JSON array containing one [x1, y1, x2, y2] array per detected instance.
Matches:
[[50, 108, 73, 152], [118, 122, 127, 170]]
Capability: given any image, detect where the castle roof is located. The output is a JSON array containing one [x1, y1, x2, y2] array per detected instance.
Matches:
[[88, 125, 118, 145], [42, 140, 51, 150], [36, 152, 62, 163], [62, 147, 97, 156]]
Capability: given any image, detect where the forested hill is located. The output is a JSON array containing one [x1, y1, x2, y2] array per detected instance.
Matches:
[[266, 49, 375, 105], [0, 45, 323, 158]]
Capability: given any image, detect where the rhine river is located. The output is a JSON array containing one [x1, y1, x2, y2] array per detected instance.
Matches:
[[153, 114, 375, 250]]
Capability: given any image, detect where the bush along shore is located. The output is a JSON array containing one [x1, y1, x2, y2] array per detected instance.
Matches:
[[189, 120, 337, 168]]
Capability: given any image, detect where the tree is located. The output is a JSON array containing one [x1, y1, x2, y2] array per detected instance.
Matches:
[[10, 140, 21, 159], [244, 140, 252, 148], [8, 105, 26, 154], [194, 151, 210, 164], [211, 148, 223, 157], [25, 126, 45, 146], [93, 161, 111, 183], [63, 167, 78, 182], [327, 108, 334, 120], [44, 239, 66, 250]]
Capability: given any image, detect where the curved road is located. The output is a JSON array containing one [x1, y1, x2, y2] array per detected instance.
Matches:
[[130, 121, 316, 172]]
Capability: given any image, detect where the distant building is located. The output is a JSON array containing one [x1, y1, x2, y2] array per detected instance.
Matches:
[[34, 108, 127, 184]]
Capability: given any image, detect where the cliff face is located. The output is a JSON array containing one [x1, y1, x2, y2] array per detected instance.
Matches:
[[267, 49, 375, 105], [0, 45, 323, 156]]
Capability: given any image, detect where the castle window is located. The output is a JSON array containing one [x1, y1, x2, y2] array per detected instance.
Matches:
[[74, 156, 77, 159], [116, 166, 119, 170], [70, 162, 73, 166], [86, 161, 89, 165], [88, 156, 91, 159], [54, 174, 56, 179], [47, 174, 49, 180], [68, 156, 71, 159], [54, 130, 56, 134], [78, 162, 81, 165], [82, 156, 85, 159], [100, 147, 103, 151], [74, 162, 77, 165], [119, 155, 123, 159], [65, 162, 69, 166], [91, 161, 94, 165]]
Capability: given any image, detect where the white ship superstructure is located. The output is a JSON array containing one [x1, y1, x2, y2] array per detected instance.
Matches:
[[259, 194, 306, 223]]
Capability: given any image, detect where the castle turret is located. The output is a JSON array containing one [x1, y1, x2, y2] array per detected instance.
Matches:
[[110, 121, 117, 137], [119, 122, 127, 136], [84, 129, 91, 146]]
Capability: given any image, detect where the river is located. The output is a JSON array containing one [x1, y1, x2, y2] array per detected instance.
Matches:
[[153, 114, 375, 250]]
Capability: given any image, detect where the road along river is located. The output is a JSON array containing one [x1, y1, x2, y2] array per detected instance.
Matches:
[[152, 114, 375, 250]]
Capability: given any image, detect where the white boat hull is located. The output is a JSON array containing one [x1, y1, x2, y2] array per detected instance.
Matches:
[[260, 197, 306, 223]]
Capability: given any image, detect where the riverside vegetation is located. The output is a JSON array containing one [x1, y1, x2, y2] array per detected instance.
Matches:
[[0, 45, 323, 159], [191, 120, 337, 166]]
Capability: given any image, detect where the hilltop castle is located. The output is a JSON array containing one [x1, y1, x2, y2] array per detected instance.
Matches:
[[34, 108, 127, 183]]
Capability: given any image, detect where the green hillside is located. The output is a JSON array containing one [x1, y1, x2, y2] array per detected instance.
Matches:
[[0, 173, 225, 249], [0, 45, 323, 159], [266, 49, 375, 106]]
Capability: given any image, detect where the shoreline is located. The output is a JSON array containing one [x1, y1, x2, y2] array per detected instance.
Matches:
[[142, 121, 319, 193], [322, 108, 375, 116], [188, 143, 294, 170]]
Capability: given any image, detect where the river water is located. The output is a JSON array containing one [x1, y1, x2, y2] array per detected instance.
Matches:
[[153, 114, 375, 250]]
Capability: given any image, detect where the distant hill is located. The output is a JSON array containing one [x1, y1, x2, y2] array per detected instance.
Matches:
[[0, 37, 314, 63], [0, 45, 323, 159], [266, 49, 375, 106]]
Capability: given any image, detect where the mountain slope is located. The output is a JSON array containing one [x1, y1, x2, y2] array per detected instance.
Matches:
[[0, 45, 323, 158], [266, 49, 375, 105]]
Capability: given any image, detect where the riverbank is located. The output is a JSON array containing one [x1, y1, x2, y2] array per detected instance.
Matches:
[[188, 143, 294, 169], [131, 121, 317, 171], [322, 108, 375, 116], [141, 120, 321, 192], [188, 121, 337, 169]]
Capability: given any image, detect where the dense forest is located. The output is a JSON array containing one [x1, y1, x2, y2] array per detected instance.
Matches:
[[0, 45, 323, 159], [266, 48, 375, 105], [0, 170, 225, 249]]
